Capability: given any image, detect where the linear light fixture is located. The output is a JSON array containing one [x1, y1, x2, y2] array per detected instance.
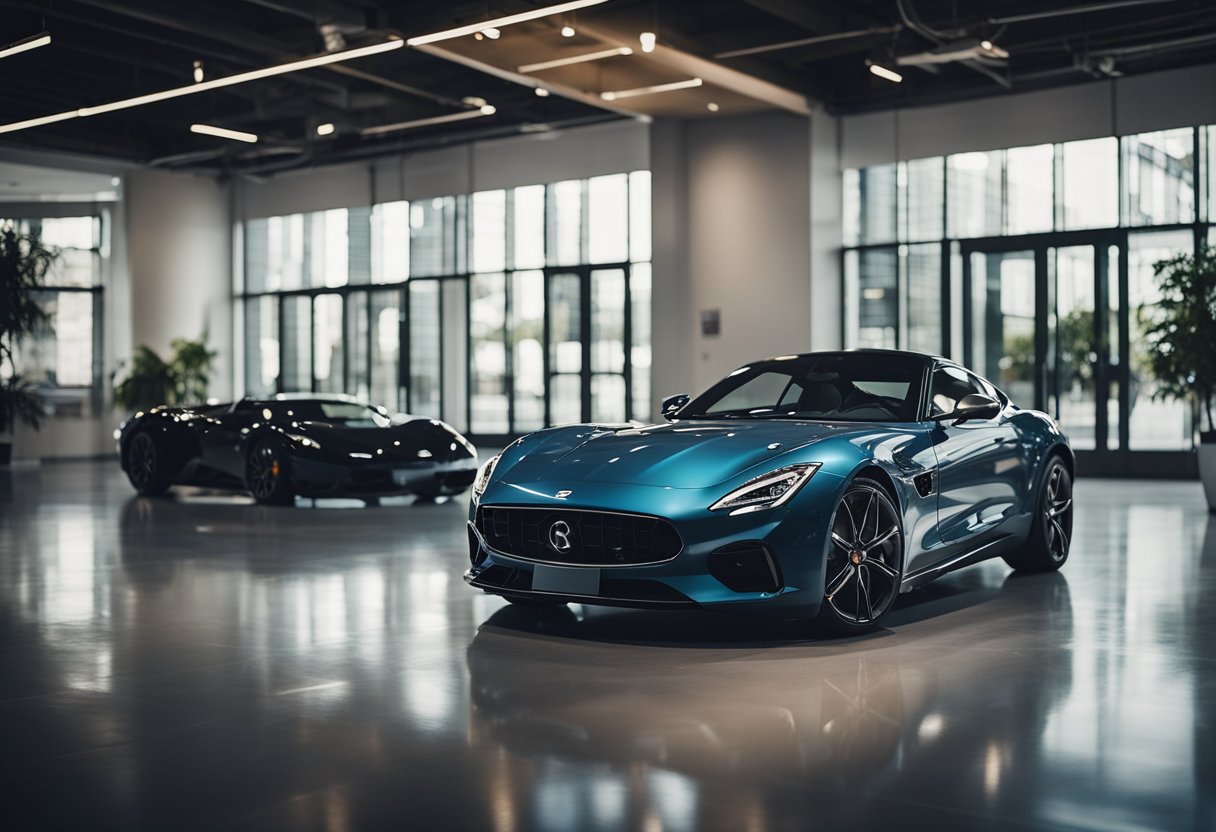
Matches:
[[518, 46, 631, 74], [0, 38, 404, 135], [191, 123, 258, 143], [405, 0, 609, 46], [600, 77, 702, 101], [0, 32, 51, 61], [867, 61, 903, 83], [361, 106, 495, 137]]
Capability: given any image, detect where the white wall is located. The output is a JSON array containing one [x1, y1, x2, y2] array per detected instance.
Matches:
[[651, 111, 842, 402], [124, 169, 233, 400], [841, 63, 1216, 168]]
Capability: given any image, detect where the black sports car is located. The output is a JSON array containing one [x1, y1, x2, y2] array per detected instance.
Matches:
[[116, 394, 479, 505]]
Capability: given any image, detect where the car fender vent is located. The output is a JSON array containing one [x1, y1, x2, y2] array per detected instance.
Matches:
[[914, 472, 935, 498], [709, 542, 783, 594]]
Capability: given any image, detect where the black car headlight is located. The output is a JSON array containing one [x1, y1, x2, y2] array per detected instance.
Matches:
[[710, 463, 821, 514], [472, 452, 501, 503]]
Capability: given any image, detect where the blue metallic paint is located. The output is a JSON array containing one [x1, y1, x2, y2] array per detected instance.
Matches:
[[466, 352, 1073, 618]]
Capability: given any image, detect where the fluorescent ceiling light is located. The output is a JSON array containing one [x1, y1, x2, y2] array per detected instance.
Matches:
[[405, 0, 609, 46], [481, 27, 501, 39], [868, 62, 903, 83], [600, 77, 702, 101], [518, 46, 631, 74], [639, 32, 656, 53], [0, 32, 51, 61], [361, 107, 495, 137], [0, 38, 403, 135], [191, 123, 257, 143]]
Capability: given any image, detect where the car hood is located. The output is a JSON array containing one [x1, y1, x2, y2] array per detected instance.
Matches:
[[292, 420, 469, 460], [499, 420, 877, 489]]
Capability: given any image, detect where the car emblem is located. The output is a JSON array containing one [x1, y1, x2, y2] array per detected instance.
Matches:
[[555, 489, 572, 499], [548, 520, 573, 552]]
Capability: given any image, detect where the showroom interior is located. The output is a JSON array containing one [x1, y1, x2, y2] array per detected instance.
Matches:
[[1, 0, 1215, 829]]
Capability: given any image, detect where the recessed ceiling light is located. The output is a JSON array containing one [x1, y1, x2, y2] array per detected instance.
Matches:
[[706, 102, 719, 112], [479, 104, 497, 115], [462, 96, 487, 108], [534, 87, 551, 97], [481, 27, 501, 39], [518, 46, 631, 74], [601, 77, 702, 101], [316, 122, 335, 136], [192, 60, 204, 83], [639, 31, 656, 53], [191, 123, 258, 143], [561, 25, 576, 37]]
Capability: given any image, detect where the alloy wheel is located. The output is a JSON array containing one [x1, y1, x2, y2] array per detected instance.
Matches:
[[248, 443, 283, 500], [1043, 465, 1073, 561], [129, 433, 156, 489], [825, 485, 902, 625]]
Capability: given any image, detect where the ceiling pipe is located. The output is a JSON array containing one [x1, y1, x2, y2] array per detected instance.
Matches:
[[895, 0, 1011, 88], [715, 26, 900, 59], [988, 0, 1187, 26]]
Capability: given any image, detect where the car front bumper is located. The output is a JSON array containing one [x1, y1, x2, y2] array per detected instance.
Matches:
[[464, 472, 846, 617], [290, 455, 479, 497]]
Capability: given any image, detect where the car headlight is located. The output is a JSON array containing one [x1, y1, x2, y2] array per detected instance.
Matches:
[[710, 463, 821, 514], [472, 452, 502, 502], [434, 420, 477, 457], [286, 433, 321, 450]]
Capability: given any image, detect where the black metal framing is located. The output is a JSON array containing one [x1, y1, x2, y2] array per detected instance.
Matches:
[[235, 174, 650, 447], [842, 125, 1212, 478]]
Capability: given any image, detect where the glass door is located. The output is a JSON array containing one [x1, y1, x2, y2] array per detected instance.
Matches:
[[963, 233, 1121, 471]]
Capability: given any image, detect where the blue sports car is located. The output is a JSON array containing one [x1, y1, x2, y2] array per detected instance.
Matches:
[[465, 350, 1073, 635]]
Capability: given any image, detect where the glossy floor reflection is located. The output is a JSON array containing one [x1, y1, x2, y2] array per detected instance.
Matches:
[[1, 463, 1213, 831]]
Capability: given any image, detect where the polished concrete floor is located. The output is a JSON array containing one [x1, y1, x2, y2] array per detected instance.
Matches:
[[1, 461, 1213, 831]]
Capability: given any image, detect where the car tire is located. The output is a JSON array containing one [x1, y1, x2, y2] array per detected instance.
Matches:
[[245, 439, 294, 506], [815, 477, 904, 637], [1003, 456, 1072, 573], [125, 431, 171, 497]]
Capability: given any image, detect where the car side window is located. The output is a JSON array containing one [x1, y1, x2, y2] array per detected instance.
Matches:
[[930, 366, 984, 417]]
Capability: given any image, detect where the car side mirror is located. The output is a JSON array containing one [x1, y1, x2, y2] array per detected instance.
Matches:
[[661, 394, 690, 421], [934, 393, 1001, 424]]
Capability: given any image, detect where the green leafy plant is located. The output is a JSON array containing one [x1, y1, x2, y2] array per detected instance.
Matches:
[[112, 336, 217, 412], [1138, 244, 1216, 439], [0, 225, 57, 434]]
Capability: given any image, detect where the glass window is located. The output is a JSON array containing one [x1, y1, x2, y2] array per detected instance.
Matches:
[[410, 197, 458, 277], [470, 273, 508, 434], [441, 279, 468, 431], [313, 294, 344, 393], [1058, 138, 1118, 229], [930, 366, 984, 417], [588, 174, 629, 263], [1206, 125, 1215, 223], [903, 244, 941, 354], [308, 209, 348, 287], [347, 207, 372, 285], [629, 171, 651, 263], [409, 281, 441, 417], [947, 151, 1003, 238], [1051, 246, 1097, 450], [845, 248, 897, 348], [19, 291, 93, 387], [1006, 144, 1054, 235], [1123, 128, 1195, 226], [858, 164, 898, 244], [590, 269, 626, 423], [244, 218, 270, 293], [630, 263, 652, 422], [547, 180, 584, 266], [37, 217, 101, 288], [548, 273, 582, 426], [970, 250, 1036, 405], [369, 290, 401, 411], [901, 157, 944, 243], [345, 293, 369, 400], [511, 271, 545, 432], [471, 190, 506, 274], [372, 201, 409, 284], [280, 296, 311, 393], [244, 296, 278, 397], [512, 186, 545, 269], [1129, 230, 1194, 449]]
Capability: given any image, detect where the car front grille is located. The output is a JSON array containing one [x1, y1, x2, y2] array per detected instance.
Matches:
[[475, 506, 683, 566]]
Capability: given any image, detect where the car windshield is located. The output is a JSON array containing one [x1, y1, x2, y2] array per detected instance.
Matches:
[[680, 353, 925, 423], [258, 401, 390, 428]]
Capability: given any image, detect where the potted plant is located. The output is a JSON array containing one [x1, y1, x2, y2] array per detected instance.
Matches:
[[0, 225, 56, 464], [113, 336, 217, 412], [1139, 244, 1216, 510]]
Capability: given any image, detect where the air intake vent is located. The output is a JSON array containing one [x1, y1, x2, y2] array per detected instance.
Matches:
[[709, 542, 783, 594]]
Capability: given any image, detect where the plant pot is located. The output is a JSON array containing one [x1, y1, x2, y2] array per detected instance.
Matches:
[[1201, 431, 1216, 513], [0, 441, 11, 466]]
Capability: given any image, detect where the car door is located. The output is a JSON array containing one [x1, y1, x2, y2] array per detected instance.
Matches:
[[928, 365, 1028, 553]]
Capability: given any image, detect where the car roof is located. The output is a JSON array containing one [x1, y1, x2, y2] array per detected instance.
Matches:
[[238, 393, 370, 407], [757, 348, 947, 363]]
